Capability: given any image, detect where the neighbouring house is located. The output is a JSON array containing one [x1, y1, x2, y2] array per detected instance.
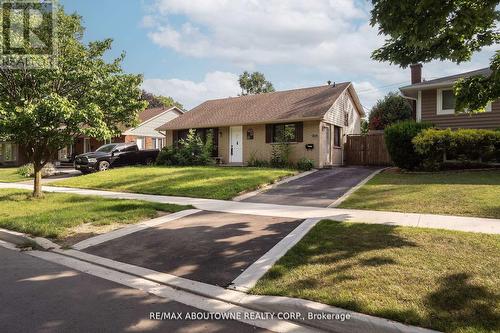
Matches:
[[156, 83, 364, 168], [0, 106, 183, 167], [400, 65, 500, 129]]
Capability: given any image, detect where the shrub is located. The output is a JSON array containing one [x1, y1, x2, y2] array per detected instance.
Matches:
[[17, 163, 56, 178], [247, 151, 270, 167], [413, 128, 500, 170], [384, 120, 434, 170], [369, 92, 413, 130], [270, 126, 294, 168], [297, 158, 314, 171], [156, 129, 214, 166]]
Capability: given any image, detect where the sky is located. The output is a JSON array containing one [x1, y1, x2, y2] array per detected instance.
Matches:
[[60, 0, 498, 112]]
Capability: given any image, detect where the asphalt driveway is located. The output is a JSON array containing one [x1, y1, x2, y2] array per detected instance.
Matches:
[[85, 211, 303, 287], [0, 247, 268, 333], [243, 166, 381, 207]]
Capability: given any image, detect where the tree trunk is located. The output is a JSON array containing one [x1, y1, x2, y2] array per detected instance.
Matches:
[[33, 167, 43, 198]]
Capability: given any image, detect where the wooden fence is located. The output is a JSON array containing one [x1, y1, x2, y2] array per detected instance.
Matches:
[[345, 133, 392, 166]]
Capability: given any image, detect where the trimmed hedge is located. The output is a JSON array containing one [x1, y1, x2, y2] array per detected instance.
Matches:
[[384, 121, 434, 170], [413, 128, 500, 170]]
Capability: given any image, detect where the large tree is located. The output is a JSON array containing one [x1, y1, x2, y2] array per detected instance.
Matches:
[[141, 90, 184, 110], [238, 71, 275, 96], [371, 0, 500, 113], [368, 92, 413, 130], [0, 8, 146, 197]]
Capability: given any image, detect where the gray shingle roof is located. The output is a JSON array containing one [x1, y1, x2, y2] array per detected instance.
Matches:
[[157, 83, 352, 130], [400, 67, 491, 91]]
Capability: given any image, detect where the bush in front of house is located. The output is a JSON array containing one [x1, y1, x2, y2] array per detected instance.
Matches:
[[384, 120, 434, 170], [297, 158, 315, 171], [156, 129, 214, 166], [369, 92, 413, 130], [17, 163, 56, 178], [413, 128, 500, 170]]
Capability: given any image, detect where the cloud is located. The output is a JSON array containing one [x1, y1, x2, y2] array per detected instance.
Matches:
[[143, 0, 498, 109], [353, 81, 385, 113], [142, 71, 241, 109]]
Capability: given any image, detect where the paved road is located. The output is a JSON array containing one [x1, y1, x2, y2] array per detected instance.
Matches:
[[0, 247, 270, 333], [243, 166, 380, 207], [85, 211, 302, 287]]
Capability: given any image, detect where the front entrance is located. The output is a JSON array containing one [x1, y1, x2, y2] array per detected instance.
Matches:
[[229, 126, 243, 163]]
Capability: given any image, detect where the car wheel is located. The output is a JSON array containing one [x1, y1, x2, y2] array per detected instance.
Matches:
[[98, 161, 110, 171]]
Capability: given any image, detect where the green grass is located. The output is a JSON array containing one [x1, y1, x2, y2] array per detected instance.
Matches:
[[56, 166, 296, 200], [0, 189, 191, 239], [339, 170, 500, 218], [0, 168, 27, 182], [252, 220, 500, 333]]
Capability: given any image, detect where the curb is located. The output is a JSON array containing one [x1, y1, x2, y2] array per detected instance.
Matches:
[[232, 169, 318, 201], [0, 228, 60, 250], [55, 248, 439, 333]]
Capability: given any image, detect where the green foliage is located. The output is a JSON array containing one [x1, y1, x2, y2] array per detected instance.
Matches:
[[413, 128, 500, 170], [370, 1, 500, 114], [17, 164, 34, 178], [17, 163, 56, 178], [141, 90, 184, 110], [297, 158, 314, 171], [0, 8, 146, 196], [360, 118, 369, 134], [238, 71, 275, 96], [271, 126, 294, 168], [384, 120, 433, 170], [247, 151, 270, 167], [370, 0, 500, 66], [368, 92, 413, 130], [156, 129, 214, 166], [454, 51, 500, 113]]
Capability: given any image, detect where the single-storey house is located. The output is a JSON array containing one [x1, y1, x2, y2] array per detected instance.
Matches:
[[400, 65, 500, 129], [156, 83, 364, 168], [0, 106, 183, 167]]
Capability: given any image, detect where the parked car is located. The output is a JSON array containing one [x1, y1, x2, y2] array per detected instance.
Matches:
[[74, 143, 159, 174]]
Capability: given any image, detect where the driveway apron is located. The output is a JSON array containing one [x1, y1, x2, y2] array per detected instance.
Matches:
[[84, 211, 303, 287], [243, 166, 380, 207]]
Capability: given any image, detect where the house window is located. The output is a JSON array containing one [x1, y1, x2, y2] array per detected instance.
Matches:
[[0, 143, 16, 162], [153, 138, 164, 150], [136, 137, 145, 150], [333, 126, 342, 147], [84, 138, 91, 153], [437, 89, 456, 115], [272, 123, 297, 142], [246, 128, 254, 140]]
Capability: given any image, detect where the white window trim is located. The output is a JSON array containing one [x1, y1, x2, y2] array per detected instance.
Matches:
[[136, 136, 145, 150], [436, 88, 455, 115], [437, 88, 493, 114], [416, 91, 422, 122]]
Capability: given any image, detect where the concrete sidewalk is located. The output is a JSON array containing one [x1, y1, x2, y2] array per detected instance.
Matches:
[[1, 182, 499, 234]]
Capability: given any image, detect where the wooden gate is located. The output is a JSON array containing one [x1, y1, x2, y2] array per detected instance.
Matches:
[[345, 133, 392, 166]]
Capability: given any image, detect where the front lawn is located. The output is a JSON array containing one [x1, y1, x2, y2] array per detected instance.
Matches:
[[339, 170, 500, 218], [252, 221, 500, 333], [55, 166, 296, 200], [0, 168, 27, 183], [0, 189, 191, 242]]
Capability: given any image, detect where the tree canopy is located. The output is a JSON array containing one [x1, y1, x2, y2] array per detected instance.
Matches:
[[141, 90, 184, 110], [0, 8, 146, 197], [238, 71, 275, 96], [368, 92, 413, 130], [370, 0, 500, 113]]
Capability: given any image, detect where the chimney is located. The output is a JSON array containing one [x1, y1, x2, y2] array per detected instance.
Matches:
[[410, 63, 422, 84]]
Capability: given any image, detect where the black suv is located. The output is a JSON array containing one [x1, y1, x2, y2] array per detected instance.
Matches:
[[74, 143, 159, 174]]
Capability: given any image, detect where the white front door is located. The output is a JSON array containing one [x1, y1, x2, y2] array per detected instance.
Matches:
[[229, 126, 243, 163]]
